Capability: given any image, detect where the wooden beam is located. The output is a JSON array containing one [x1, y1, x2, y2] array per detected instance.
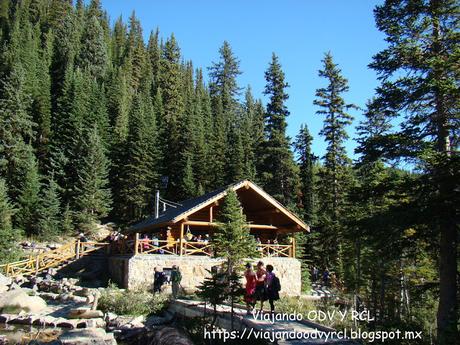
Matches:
[[209, 206, 213, 222], [182, 220, 278, 230], [183, 220, 217, 227], [247, 224, 278, 230], [134, 233, 139, 255], [179, 223, 184, 256]]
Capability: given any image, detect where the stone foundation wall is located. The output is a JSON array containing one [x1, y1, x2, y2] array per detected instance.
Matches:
[[108, 255, 302, 296]]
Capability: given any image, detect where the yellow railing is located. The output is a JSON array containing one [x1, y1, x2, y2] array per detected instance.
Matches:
[[0, 241, 109, 277]]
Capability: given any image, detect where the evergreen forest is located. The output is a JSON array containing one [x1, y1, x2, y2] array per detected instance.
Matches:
[[0, 0, 458, 343]]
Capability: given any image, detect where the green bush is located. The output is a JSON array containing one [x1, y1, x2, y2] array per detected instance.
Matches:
[[98, 285, 169, 316]]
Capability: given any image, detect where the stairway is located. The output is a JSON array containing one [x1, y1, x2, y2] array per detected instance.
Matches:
[[0, 240, 109, 278]]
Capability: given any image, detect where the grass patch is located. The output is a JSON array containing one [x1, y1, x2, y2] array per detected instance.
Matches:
[[98, 284, 169, 316]]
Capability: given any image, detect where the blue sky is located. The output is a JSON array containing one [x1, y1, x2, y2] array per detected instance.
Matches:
[[102, 0, 386, 160]]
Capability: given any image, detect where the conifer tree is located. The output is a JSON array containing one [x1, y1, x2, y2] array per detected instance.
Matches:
[[77, 15, 108, 79], [260, 53, 298, 205], [74, 125, 112, 228], [159, 34, 186, 199], [314, 52, 356, 271], [38, 177, 61, 238], [368, 1, 459, 342], [16, 149, 41, 235], [294, 124, 316, 224], [116, 92, 160, 222], [213, 189, 257, 269], [0, 178, 19, 264], [213, 189, 256, 325], [208, 41, 241, 117], [0, 64, 34, 198]]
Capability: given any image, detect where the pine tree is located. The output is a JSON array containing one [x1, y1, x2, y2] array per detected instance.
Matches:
[[213, 189, 257, 268], [38, 177, 61, 238], [0, 64, 34, 198], [208, 41, 241, 117], [159, 34, 185, 199], [116, 92, 160, 222], [0, 178, 20, 264], [74, 125, 112, 228], [260, 53, 299, 206], [77, 13, 108, 79], [15, 148, 41, 235], [368, 1, 459, 342], [314, 52, 356, 272], [294, 124, 316, 224], [213, 189, 256, 326]]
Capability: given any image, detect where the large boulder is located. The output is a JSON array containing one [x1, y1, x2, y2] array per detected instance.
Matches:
[[0, 288, 47, 314], [59, 328, 116, 345]]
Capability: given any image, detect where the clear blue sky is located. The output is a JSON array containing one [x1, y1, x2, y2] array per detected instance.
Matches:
[[101, 0, 386, 160]]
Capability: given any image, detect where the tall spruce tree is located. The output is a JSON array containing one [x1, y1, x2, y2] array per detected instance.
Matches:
[[314, 52, 356, 272], [260, 53, 298, 205], [38, 177, 61, 238], [159, 34, 186, 199], [0, 178, 19, 264], [0, 64, 34, 198], [15, 148, 41, 235], [368, 1, 459, 342], [213, 188, 256, 325], [294, 124, 316, 224], [74, 125, 112, 228]]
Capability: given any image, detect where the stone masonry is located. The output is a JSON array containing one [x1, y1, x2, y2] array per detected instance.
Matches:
[[108, 255, 302, 296]]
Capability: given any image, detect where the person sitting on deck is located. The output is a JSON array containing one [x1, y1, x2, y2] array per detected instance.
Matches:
[[152, 235, 159, 248], [141, 234, 150, 251]]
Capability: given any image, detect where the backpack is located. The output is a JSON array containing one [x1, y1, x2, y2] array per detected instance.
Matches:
[[272, 276, 281, 292]]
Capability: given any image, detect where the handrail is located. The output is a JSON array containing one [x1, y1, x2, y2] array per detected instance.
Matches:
[[0, 240, 109, 277]]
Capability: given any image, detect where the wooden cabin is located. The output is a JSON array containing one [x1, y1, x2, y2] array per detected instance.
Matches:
[[116, 180, 309, 258]]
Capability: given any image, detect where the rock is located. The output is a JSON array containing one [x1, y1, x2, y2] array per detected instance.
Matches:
[[8, 283, 21, 291], [0, 284, 8, 294], [0, 273, 12, 286], [59, 328, 116, 345], [84, 318, 106, 328], [0, 289, 47, 314], [67, 308, 104, 319]]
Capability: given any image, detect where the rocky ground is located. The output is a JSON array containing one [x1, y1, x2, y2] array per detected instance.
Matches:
[[0, 271, 190, 345]]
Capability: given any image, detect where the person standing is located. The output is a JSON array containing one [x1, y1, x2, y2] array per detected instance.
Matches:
[[265, 265, 281, 313], [254, 261, 267, 311], [153, 267, 165, 294], [171, 265, 182, 299], [244, 263, 257, 314]]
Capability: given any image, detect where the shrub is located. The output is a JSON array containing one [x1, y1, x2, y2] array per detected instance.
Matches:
[[98, 285, 169, 316]]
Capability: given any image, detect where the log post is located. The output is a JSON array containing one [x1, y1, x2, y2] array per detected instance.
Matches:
[[179, 223, 184, 256], [134, 233, 139, 255], [209, 206, 213, 223], [76, 240, 81, 259], [292, 234, 296, 258]]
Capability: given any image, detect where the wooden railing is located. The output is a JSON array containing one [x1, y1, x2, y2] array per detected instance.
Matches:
[[0, 241, 108, 277], [257, 243, 293, 258], [111, 235, 294, 258]]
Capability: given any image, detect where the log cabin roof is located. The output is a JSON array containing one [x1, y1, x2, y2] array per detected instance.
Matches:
[[129, 180, 309, 233]]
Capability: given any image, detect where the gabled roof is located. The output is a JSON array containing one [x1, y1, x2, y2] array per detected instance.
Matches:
[[129, 180, 309, 233]]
